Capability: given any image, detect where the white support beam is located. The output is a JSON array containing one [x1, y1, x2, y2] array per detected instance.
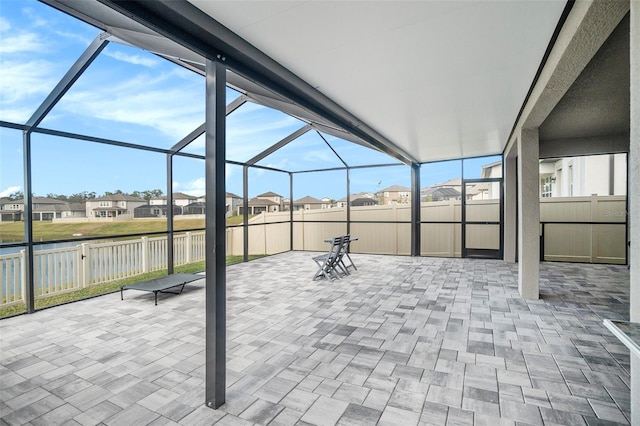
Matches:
[[629, 1, 639, 423], [517, 128, 540, 299], [504, 147, 517, 263]]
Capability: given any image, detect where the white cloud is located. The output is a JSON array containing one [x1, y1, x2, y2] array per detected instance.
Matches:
[[0, 17, 11, 32], [0, 32, 46, 53], [174, 177, 205, 196], [59, 72, 205, 140], [0, 186, 21, 198], [0, 59, 58, 101], [54, 30, 92, 45], [105, 50, 159, 68]]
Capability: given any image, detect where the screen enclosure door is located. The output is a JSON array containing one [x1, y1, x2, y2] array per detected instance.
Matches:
[[462, 178, 503, 259]]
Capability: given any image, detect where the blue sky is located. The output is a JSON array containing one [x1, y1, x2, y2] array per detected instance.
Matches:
[[0, 0, 499, 202]]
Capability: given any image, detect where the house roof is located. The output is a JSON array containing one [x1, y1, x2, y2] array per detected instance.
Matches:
[[422, 178, 462, 192], [226, 192, 241, 199], [422, 187, 461, 198], [248, 198, 278, 206], [380, 185, 410, 193], [153, 192, 196, 200], [8, 197, 68, 205], [93, 194, 146, 202], [336, 192, 375, 202], [257, 191, 282, 198], [294, 196, 323, 204], [351, 197, 377, 205], [93, 206, 127, 211]]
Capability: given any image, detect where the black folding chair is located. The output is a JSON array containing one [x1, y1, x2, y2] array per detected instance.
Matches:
[[313, 236, 347, 280]]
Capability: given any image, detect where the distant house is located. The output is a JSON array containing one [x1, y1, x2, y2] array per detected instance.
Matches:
[[150, 192, 197, 213], [422, 187, 461, 202], [226, 192, 242, 217], [256, 191, 284, 211], [320, 197, 334, 209], [351, 197, 377, 207], [62, 202, 87, 219], [0, 197, 71, 221], [538, 154, 626, 197], [134, 204, 182, 218], [237, 197, 280, 215], [293, 196, 324, 211], [86, 194, 146, 219], [421, 179, 462, 202], [377, 185, 411, 205], [335, 192, 375, 208], [183, 202, 206, 215]]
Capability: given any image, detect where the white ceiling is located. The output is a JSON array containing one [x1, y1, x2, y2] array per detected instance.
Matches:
[[189, 0, 567, 163]]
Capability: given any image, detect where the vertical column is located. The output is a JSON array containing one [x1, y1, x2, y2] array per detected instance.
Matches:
[[517, 129, 540, 299], [167, 154, 174, 274], [629, 2, 639, 423], [411, 163, 421, 257], [289, 173, 294, 251], [22, 131, 34, 313], [504, 149, 517, 263], [205, 58, 226, 409], [243, 166, 249, 262]]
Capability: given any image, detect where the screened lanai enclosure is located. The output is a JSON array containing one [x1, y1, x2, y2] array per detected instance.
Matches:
[[1, 0, 630, 316], [0, 0, 519, 317], [1, 0, 636, 420]]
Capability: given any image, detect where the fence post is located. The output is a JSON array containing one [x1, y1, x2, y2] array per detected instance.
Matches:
[[591, 194, 598, 263], [81, 243, 90, 288], [186, 232, 192, 264], [20, 249, 27, 303], [141, 236, 149, 273], [450, 200, 456, 257]]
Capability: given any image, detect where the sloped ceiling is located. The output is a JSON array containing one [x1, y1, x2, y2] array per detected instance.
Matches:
[[188, 1, 568, 162], [42, 0, 568, 164]]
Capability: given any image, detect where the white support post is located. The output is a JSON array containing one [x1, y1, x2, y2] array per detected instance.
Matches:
[[504, 151, 517, 263], [141, 236, 149, 273], [186, 232, 192, 264], [81, 243, 90, 288], [517, 129, 540, 299], [20, 249, 27, 304], [590, 194, 598, 263], [629, 1, 639, 423]]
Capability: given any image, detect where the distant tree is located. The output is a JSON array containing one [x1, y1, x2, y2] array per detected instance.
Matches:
[[8, 191, 23, 200], [132, 189, 163, 201], [46, 193, 68, 201], [68, 191, 96, 203], [104, 189, 124, 196]]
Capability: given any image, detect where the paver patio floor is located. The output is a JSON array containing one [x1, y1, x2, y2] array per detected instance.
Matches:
[[0, 252, 631, 425]]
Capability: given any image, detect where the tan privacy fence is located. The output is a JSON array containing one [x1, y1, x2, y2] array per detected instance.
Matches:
[[227, 196, 627, 264], [541, 195, 626, 264]]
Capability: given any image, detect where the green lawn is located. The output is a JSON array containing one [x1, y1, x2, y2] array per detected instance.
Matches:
[[0, 215, 254, 243], [0, 254, 265, 318]]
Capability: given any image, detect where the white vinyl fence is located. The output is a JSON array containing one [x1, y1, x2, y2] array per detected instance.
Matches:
[[1, 232, 205, 307]]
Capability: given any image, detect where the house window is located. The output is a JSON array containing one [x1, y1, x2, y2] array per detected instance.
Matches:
[[100, 201, 110, 207], [568, 165, 574, 196], [541, 176, 552, 198], [152, 209, 160, 215]]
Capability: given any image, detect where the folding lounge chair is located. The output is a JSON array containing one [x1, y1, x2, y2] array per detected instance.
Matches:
[[313, 236, 346, 280]]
